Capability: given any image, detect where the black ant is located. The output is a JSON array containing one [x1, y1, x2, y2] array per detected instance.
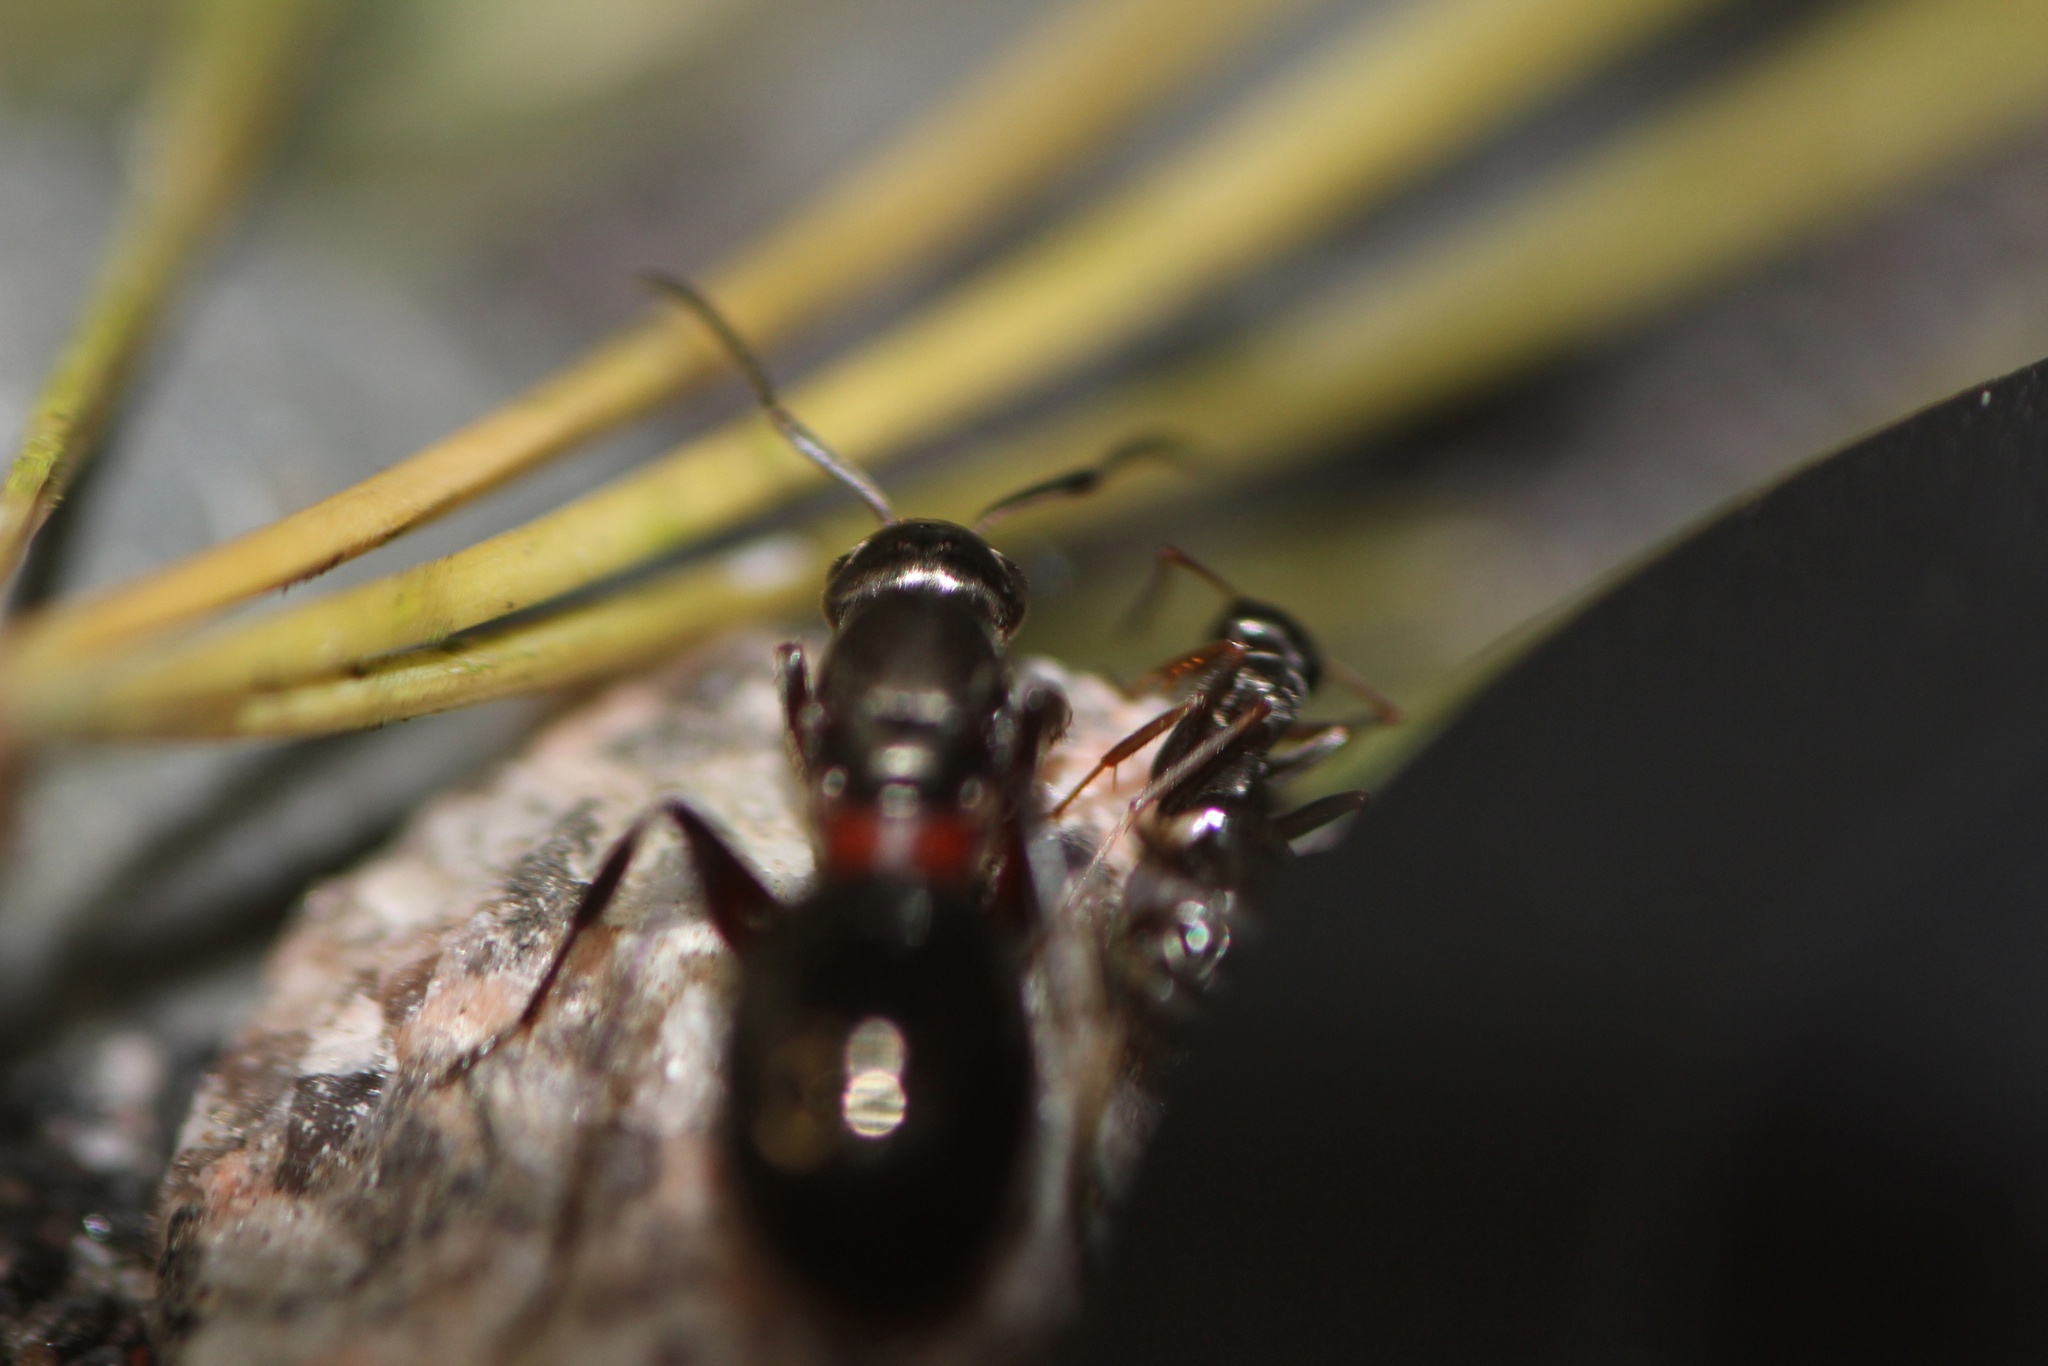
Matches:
[[1053, 547, 1399, 1016], [473, 276, 1170, 1326]]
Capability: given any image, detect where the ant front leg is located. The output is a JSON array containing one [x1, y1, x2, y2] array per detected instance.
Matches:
[[1059, 700, 1274, 914], [988, 684, 1072, 933], [1059, 660, 1241, 815], [1050, 697, 1200, 818]]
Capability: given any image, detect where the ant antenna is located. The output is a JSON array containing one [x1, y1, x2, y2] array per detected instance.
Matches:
[[971, 432, 1193, 534], [1122, 544, 1239, 635], [643, 273, 895, 526]]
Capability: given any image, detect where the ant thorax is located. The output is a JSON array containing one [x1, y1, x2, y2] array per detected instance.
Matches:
[[809, 592, 1006, 808]]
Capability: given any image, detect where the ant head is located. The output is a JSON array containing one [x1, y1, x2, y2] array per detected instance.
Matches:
[[823, 520, 1028, 640], [1212, 596, 1322, 691]]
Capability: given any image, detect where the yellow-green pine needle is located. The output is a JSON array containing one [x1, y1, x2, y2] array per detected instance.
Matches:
[[0, 0, 329, 590], [37, 0, 2048, 740], [8, 0, 1302, 668], [14, 0, 1716, 723]]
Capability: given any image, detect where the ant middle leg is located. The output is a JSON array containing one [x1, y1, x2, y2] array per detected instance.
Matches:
[[1265, 722, 1356, 781]]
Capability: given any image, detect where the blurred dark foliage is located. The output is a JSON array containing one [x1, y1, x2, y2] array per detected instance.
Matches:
[[1070, 361, 2048, 1362]]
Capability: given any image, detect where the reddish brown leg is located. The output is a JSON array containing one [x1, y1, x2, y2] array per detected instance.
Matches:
[[1123, 544, 1243, 635], [1326, 657, 1402, 725], [1123, 637, 1246, 698], [1126, 698, 1272, 824], [1062, 700, 1274, 911], [1050, 696, 1201, 817]]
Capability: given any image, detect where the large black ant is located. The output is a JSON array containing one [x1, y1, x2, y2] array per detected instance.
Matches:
[[1053, 547, 1399, 1017], [472, 277, 1168, 1326]]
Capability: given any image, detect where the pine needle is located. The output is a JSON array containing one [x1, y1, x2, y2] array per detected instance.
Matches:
[[6, 0, 1302, 667], [5, 0, 1717, 727], [30, 0, 2048, 739], [0, 0, 329, 590]]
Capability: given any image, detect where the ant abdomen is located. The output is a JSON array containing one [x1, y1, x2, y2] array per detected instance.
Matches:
[[723, 876, 1034, 1324]]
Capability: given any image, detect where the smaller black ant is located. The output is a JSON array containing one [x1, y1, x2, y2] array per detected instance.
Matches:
[[1054, 546, 1399, 1014], [475, 276, 1171, 1326]]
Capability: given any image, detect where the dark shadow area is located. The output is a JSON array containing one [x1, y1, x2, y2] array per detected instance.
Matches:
[[1067, 360, 2048, 1362]]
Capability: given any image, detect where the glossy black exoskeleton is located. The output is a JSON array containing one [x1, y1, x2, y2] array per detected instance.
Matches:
[[702, 502, 1062, 1323], [1058, 547, 1398, 1015], [486, 278, 1166, 1325], [723, 877, 1031, 1320]]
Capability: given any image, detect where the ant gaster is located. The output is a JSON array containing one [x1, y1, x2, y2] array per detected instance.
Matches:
[[1056, 547, 1398, 1014], [479, 277, 1167, 1325]]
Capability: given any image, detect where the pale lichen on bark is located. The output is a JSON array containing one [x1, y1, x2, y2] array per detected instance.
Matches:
[[154, 632, 1169, 1365]]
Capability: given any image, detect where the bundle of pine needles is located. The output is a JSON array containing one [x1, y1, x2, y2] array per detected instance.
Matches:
[[4, 0, 2047, 789]]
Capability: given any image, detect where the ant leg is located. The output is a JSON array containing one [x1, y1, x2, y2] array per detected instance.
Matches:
[[461, 800, 780, 1074], [1325, 657, 1402, 725], [1050, 696, 1202, 817], [1124, 545, 1401, 724], [1272, 790, 1370, 842], [1265, 722, 1354, 781], [656, 799, 781, 950], [1122, 544, 1242, 636], [1061, 700, 1273, 911], [1122, 637, 1246, 699], [970, 432, 1191, 534], [988, 685, 1073, 932], [451, 812, 653, 1074], [1122, 699, 1270, 827]]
